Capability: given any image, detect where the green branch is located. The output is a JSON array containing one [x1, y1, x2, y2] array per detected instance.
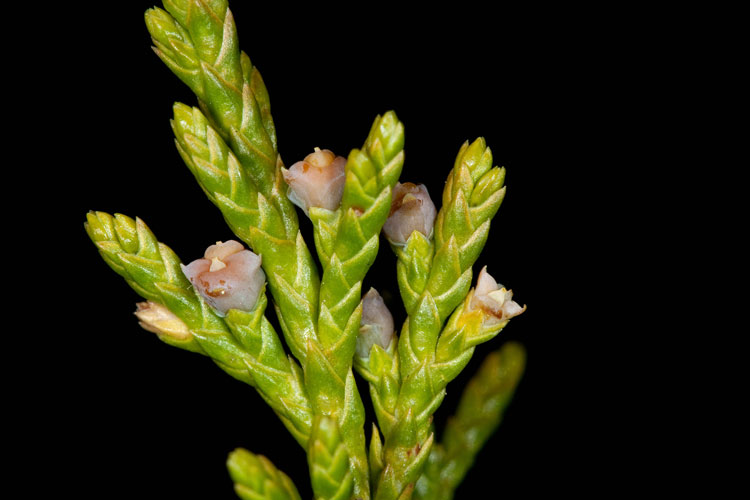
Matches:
[[85, 211, 313, 446], [172, 104, 319, 364], [415, 343, 526, 500], [376, 139, 509, 499]]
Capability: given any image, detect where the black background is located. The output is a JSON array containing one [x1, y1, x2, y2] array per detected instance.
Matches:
[[42, 1, 630, 497]]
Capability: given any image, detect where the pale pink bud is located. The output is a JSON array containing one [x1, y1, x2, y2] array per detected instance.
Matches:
[[382, 182, 437, 245], [181, 240, 265, 317], [470, 266, 526, 325], [282, 148, 346, 215], [356, 288, 395, 359], [134, 301, 192, 340]]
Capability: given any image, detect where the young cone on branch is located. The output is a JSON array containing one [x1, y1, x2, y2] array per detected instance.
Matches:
[[84, 3, 528, 499]]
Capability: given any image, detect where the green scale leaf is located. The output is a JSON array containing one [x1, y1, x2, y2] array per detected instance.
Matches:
[[148, 0, 276, 193], [228, 448, 302, 500], [354, 340, 401, 438], [308, 416, 355, 500]]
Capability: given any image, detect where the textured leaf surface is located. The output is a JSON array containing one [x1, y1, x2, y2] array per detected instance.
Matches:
[[377, 139, 512, 499], [150, 1, 320, 370], [228, 448, 302, 500], [308, 417, 354, 500], [85, 211, 313, 446], [414, 343, 526, 500], [305, 112, 405, 499], [172, 104, 319, 365]]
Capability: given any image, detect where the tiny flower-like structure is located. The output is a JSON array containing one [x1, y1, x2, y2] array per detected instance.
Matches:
[[356, 288, 395, 359], [470, 266, 526, 325], [282, 147, 347, 215], [181, 240, 265, 317], [135, 301, 192, 340], [382, 182, 437, 245]]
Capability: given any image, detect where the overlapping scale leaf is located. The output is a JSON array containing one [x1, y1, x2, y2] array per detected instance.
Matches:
[[86, 212, 182, 299], [399, 294, 441, 377], [369, 424, 385, 486], [148, 0, 277, 195], [302, 341, 369, 496], [395, 232, 434, 315], [354, 341, 400, 437], [435, 138, 505, 260], [373, 409, 434, 500], [225, 298, 313, 446], [172, 103, 260, 230], [341, 112, 405, 211], [145, 7, 203, 96], [227, 448, 302, 500], [239, 51, 276, 150], [308, 416, 355, 500]]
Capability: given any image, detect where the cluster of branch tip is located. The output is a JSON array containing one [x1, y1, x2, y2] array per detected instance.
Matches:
[[85, 2, 527, 499]]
